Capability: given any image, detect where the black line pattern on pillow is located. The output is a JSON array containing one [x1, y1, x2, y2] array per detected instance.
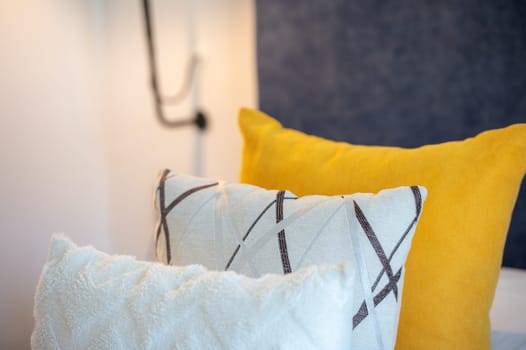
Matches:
[[224, 195, 297, 271], [354, 201, 400, 299], [156, 170, 218, 264], [352, 186, 422, 329], [276, 190, 292, 274]]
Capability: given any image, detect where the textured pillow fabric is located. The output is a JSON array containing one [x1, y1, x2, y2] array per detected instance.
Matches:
[[238, 107, 526, 350], [33, 235, 357, 350], [155, 170, 426, 350]]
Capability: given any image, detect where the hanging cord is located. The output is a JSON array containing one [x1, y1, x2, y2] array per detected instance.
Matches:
[[142, 0, 207, 130]]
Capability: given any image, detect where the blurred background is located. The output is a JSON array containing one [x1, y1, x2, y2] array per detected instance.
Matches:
[[0, 1, 256, 348], [1, 0, 524, 348]]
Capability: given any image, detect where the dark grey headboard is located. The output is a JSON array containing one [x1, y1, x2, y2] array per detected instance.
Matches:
[[256, 0, 526, 268]]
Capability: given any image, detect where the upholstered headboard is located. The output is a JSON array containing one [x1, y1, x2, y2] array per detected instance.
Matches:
[[256, 0, 526, 268]]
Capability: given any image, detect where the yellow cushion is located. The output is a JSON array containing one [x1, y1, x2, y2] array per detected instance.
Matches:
[[238, 107, 526, 350]]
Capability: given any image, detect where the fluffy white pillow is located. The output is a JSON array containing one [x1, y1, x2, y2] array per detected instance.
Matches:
[[32, 235, 355, 350], [155, 170, 427, 350]]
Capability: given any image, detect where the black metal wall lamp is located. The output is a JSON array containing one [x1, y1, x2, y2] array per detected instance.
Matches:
[[142, 0, 207, 131]]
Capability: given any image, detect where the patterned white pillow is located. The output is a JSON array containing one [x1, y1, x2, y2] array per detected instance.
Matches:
[[155, 170, 427, 350], [33, 235, 355, 350]]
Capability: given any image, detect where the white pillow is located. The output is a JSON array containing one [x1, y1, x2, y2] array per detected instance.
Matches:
[[32, 235, 355, 350], [155, 170, 427, 350]]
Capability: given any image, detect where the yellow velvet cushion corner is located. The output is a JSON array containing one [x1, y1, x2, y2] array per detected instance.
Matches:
[[238, 107, 526, 350]]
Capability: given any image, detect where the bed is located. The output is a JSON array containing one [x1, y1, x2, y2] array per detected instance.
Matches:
[[491, 267, 526, 349], [31, 149, 526, 349]]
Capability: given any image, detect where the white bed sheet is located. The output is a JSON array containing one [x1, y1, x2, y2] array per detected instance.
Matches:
[[490, 267, 526, 349]]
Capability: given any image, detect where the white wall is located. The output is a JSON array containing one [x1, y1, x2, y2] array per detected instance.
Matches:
[[0, 1, 257, 348]]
